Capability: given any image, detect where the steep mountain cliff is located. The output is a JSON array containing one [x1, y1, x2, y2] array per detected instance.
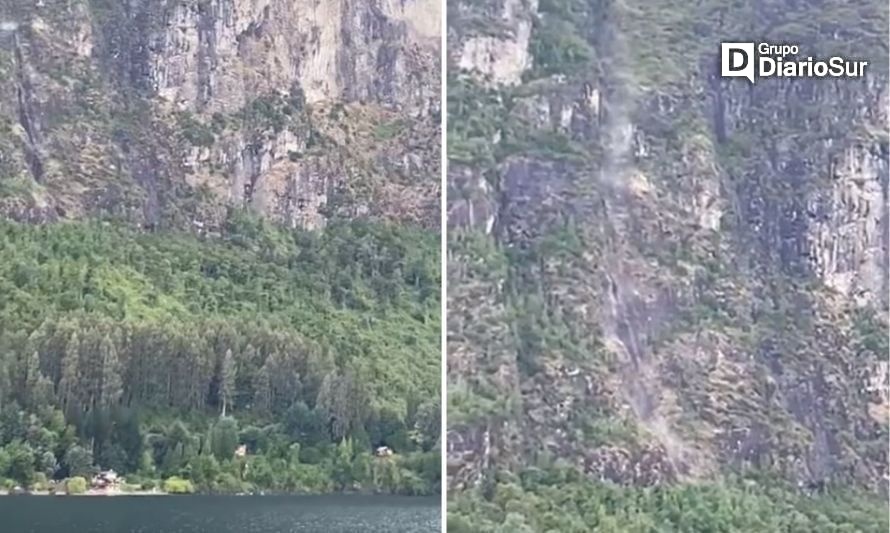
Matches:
[[0, 0, 440, 229], [447, 0, 888, 528]]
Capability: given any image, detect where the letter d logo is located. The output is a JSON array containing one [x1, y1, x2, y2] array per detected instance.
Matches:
[[721, 42, 755, 83]]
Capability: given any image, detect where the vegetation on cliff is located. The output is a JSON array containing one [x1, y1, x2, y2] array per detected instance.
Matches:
[[447, 0, 888, 528]]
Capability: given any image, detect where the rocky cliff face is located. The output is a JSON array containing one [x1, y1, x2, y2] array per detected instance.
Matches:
[[448, 0, 888, 493], [0, 0, 440, 229]]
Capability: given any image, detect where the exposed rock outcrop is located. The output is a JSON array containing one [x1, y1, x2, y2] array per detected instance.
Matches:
[[0, 0, 441, 229]]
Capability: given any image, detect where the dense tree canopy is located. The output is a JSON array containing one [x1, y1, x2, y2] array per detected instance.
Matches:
[[448, 467, 890, 532], [0, 213, 440, 494]]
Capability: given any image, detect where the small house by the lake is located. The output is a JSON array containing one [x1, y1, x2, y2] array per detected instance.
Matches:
[[91, 470, 120, 490]]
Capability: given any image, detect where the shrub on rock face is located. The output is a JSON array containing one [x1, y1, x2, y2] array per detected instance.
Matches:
[[66, 476, 87, 495]]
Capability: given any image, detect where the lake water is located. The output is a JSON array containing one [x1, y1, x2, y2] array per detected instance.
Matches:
[[0, 495, 440, 533]]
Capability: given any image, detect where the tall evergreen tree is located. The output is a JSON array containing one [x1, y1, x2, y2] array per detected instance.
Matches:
[[316, 368, 369, 441], [98, 335, 122, 408], [20, 350, 41, 408], [252, 360, 273, 415], [220, 349, 236, 417], [59, 334, 80, 406]]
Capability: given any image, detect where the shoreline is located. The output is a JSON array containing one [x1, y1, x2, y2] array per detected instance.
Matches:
[[0, 489, 441, 498], [0, 488, 168, 497]]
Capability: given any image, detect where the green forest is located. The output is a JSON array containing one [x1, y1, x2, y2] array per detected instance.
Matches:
[[0, 213, 440, 494], [448, 467, 889, 533]]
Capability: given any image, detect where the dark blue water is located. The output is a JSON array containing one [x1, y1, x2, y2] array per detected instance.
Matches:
[[0, 495, 440, 533]]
